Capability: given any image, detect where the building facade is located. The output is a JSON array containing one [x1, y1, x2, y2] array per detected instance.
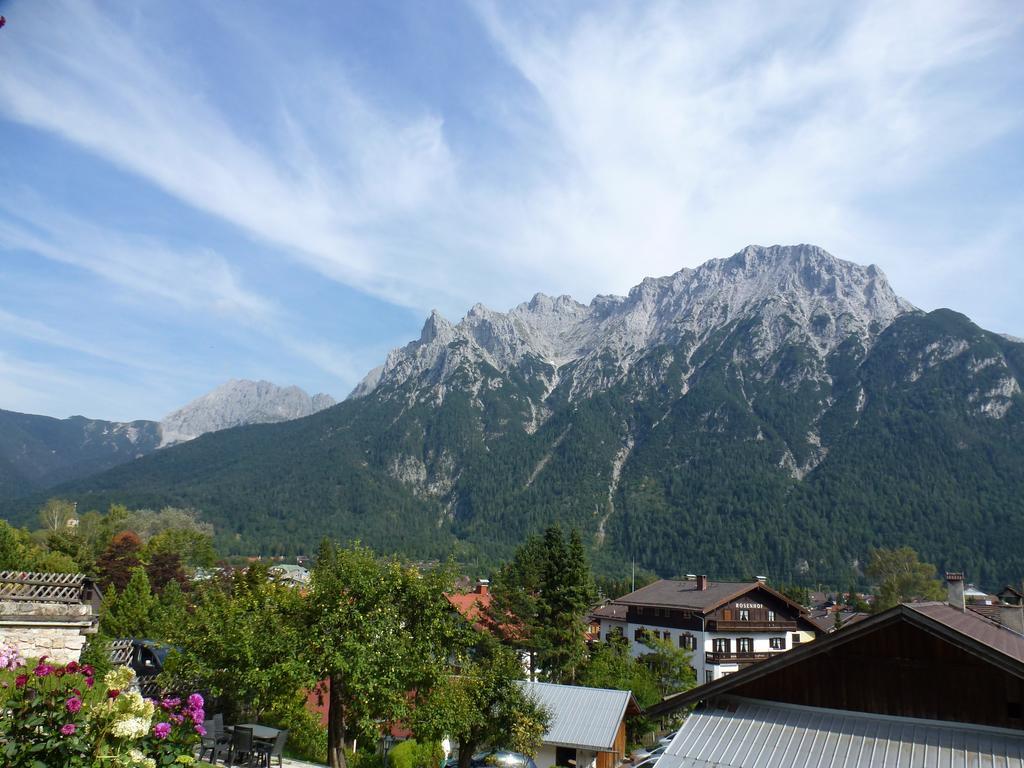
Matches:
[[592, 576, 817, 684]]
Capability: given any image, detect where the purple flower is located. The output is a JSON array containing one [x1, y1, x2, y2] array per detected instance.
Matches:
[[195, 724, 208, 736], [66, 696, 82, 713], [61, 723, 77, 736], [33, 663, 54, 678], [153, 722, 172, 739], [107, 688, 121, 700], [188, 692, 204, 709], [65, 661, 80, 674], [170, 713, 184, 724], [188, 707, 205, 724], [161, 696, 181, 710], [15, 674, 28, 688]]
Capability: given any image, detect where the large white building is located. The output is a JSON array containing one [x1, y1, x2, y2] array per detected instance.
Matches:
[[592, 576, 819, 684]]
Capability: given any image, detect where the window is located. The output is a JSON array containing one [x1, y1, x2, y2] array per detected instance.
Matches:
[[792, 633, 802, 645], [555, 747, 577, 767], [712, 638, 731, 653], [705, 671, 714, 684], [769, 637, 785, 650], [634, 628, 646, 642], [738, 609, 750, 621], [767, 610, 775, 622], [679, 634, 696, 650], [736, 638, 754, 653]]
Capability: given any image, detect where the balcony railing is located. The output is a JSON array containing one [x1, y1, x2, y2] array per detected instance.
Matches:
[[705, 651, 776, 665], [705, 620, 797, 632]]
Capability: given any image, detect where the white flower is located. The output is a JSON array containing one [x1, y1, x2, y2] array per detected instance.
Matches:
[[112, 716, 152, 739]]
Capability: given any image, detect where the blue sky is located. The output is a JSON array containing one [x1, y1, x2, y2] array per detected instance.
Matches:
[[1, 1, 1022, 421]]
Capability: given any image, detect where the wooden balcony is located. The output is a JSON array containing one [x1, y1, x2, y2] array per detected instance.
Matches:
[[705, 651, 776, 665], [705, 620, 797, 632]]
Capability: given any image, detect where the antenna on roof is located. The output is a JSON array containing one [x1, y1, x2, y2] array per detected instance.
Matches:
[[631, 559, 635, 592]]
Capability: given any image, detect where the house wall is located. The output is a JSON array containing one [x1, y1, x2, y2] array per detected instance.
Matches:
[[598, 619, 814, 684], [535, 746, 598, 768], [0, 600, 95, 664]]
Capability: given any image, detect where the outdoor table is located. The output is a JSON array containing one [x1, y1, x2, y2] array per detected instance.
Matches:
[[226, 723, 281, 742]]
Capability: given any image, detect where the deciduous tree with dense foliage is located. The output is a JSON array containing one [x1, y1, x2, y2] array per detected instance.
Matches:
[[306, 541, 460, 768], [867, 546, 945, 611], [414, 632, 551, 768]]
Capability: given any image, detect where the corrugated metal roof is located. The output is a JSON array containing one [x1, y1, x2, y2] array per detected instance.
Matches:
[[519, 681, 633, 751], [658, 698, 1024, 768]]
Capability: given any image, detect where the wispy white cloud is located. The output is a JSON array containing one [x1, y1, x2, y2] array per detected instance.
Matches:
[[0, 0, 1022, 412]]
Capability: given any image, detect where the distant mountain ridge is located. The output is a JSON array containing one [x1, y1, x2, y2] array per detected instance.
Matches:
[[0, 380, 335, 500], [160, 379, 335, 446], [3, 245, 1022, 586]]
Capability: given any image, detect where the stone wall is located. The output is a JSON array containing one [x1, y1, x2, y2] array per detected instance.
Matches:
[[0, 600, 97, 664]]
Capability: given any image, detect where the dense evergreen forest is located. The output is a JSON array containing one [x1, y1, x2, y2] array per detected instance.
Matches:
[[2, 309, 1022, 588]]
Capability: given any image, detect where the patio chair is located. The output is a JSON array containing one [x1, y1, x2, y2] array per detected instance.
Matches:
[[252, 728, 288, 768], [226, 725, 258, 767], [198, 719, 217, 763]]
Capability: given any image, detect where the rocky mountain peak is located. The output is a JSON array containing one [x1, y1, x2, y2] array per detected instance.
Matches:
[[160, 379, 336, 446], [351, 245, 916, 401]]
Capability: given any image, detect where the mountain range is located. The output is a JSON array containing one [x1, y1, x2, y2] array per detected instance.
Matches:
[[2, 245, 1022, 586], [0, 380, 335, 500]]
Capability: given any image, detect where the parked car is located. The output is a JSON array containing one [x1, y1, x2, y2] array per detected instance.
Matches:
[[657, 731, 678, 747], [631, 744, 667, 762], [445, 752, 539, 768]]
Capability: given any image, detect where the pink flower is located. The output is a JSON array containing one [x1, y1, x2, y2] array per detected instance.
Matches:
[[161, 696, 181, 710], [153, 722, 172, 739], [61, 723, 77, 736], [15, 674, 28, 688], [107, 688, 121, 700], [65, 661, 80, 674], [170, 713, 184, 724], [84, 676, 95, 688], [33, 663, 54, 677], [189, 707, 205, 724], [188, 693, 204, 709], [66, 696, 82, 713], [195, 724, 208, 736]]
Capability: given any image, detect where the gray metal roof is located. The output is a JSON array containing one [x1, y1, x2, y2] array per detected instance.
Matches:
[[657, 697, 1024, 768], [519, 681, 634, 751]]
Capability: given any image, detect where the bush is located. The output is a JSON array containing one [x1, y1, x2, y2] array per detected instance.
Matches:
[[388, 739, 444, 768], [0, 646, 203, 767]]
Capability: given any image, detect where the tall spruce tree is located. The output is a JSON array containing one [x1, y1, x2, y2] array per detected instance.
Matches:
[[535, 527, 595, 684]]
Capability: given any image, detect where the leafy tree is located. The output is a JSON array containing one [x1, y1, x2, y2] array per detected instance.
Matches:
[[146, 550, 187, 592], [867, 546, 945, 611], [414, 632, 550, 768], [0, 519, 79, 573], [144, 526, 217, 568], [38, 498, 77, 531], [96, 531, 143, 590], [305, 541, 460, 768], [160, 569, 311, 711], [778, 583, 810, 608], [637, 637, 696, 698]]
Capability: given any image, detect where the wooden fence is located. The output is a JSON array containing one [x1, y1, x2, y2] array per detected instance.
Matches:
[[0, 571, 99, 610]]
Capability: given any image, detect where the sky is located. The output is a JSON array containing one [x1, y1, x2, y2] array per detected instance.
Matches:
[[0, 1, 1022, 421]]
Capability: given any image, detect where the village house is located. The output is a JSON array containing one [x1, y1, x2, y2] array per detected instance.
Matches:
[[647, 575, 1024, 767], [519, 681, 639, 768], [592, 575, 819, 684]]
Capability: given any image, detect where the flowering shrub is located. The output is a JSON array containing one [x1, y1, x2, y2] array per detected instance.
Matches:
[[0, 647, 201, 767]]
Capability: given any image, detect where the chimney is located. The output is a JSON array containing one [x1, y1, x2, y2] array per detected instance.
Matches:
[[475, 579, 490, 596], [696, 575, 708, 591], [946, 572, 965, 611], [1000, 602, 1024, 635]]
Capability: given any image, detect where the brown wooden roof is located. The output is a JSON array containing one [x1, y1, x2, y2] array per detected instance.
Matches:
[[613, 578, 805, 615], [646, 600, 1024, 718]]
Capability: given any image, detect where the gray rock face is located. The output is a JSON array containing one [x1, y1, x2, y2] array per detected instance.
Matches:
[[351, 244, 916, 402], [160, 380, 336, 446]]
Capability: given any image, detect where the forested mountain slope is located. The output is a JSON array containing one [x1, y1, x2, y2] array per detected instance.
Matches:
[[0, 380, 334, 500], [4, 246, 1022, 585]]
